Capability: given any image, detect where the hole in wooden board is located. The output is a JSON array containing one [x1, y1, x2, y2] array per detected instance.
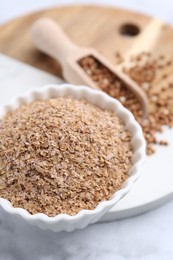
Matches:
[[119, 23, 140, 37]]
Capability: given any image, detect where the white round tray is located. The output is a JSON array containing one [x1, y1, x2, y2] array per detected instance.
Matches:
[[100, 127, 173, 222], [1, 55, 173, 222]]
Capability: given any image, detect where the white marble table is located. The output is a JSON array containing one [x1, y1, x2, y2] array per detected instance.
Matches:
[[0, 200, 173, 260], [0, 1, 173, 259]]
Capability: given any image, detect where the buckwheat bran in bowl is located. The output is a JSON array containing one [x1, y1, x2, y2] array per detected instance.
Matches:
[[0, 84, 145, 231]]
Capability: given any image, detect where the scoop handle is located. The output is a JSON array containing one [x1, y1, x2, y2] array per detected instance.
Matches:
[[31, 18, 78, 65]]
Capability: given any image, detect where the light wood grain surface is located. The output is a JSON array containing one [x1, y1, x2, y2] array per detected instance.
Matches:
[[0, 5, 173, 79]]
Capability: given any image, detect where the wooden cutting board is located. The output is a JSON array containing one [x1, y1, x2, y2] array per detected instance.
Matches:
[[0, 5, 173, 79]]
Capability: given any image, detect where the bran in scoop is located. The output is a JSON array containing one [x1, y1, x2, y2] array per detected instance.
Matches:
[[0, 97, 132, 216], [79, 54, 173, 155]]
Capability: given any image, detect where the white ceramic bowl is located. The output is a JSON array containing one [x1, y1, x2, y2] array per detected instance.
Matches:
[[0, 84, 146, 232]]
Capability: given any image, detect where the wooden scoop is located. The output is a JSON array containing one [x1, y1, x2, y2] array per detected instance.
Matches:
[[31, 18, 148, 118]]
